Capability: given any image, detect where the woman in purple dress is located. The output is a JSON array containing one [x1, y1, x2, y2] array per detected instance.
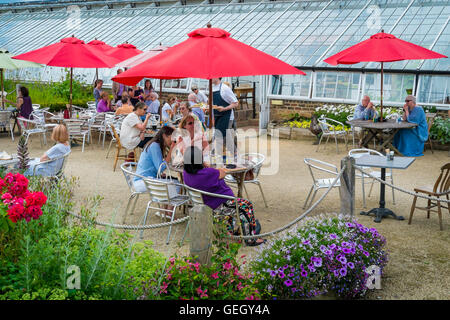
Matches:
[[183, 146, 265, 246]]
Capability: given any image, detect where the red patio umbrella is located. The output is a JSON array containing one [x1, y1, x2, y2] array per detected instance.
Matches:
[[13, 36, 120, 110], [113, 25, 305, 128], [106, 42, 143, 63], [324, 31, 447, 121], [87, 39, 114, 81]]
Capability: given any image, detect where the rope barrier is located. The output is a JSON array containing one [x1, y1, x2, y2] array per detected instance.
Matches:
[[66, 211, 189, 230], [224, 164, 347, 241], [65, 165, 347, 241], [352, 165, 450, 203]]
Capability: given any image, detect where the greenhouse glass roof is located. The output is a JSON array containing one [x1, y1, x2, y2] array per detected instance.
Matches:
[[0, 0, 448, 73]]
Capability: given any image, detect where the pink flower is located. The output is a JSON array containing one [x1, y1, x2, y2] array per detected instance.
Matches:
[[237, 282, 243, 291], [223, 262, 232, 271], [196, 287, 208, 298], [160, 281, 168, 294], [211, 272, 219, 279], [1, 192, 12, 204]]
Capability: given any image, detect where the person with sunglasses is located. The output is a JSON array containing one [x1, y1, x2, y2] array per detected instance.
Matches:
[[393, 95, 428, 157], [120, 102, 152, 150]]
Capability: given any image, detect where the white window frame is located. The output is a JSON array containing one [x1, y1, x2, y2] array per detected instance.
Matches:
[[266, 72, 313, 101], [311, 71, 361, 104], [416, 74, 450, 110]]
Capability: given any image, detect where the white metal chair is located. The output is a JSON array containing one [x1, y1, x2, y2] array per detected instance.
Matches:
[[347, 115, 356, 148], [64, 119, 89, 152], [183, 183, 243, 240], [106, 115, 125, 159], [0, 110, 14, 141], [31, 110, 58, 131], [348, 148, 395, 208], [17, 117, 47, 146], [32, 104, 41, 111], [316, 116, 348, 153], [303, 158, 341, 209], [224, 153, 268, 207], [31, 150, 71, 182], [142, 177, 189, 244], [120, 162, 151, 224], [86, 112, 105, 144]]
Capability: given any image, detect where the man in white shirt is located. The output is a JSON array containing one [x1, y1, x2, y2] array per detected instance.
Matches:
[[211, 78, 238, 146], [191, 85, 208, 104]]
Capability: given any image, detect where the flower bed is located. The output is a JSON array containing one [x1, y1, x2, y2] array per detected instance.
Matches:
[[249, 215, 388, 299]]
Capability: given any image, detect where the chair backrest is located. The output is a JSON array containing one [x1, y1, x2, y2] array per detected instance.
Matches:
[[17, 117, 39, 131], [426, 113, 436, 133], [433, 163, 450, 194], [242, 153, 265, 178], [120, 162, 139, 192], [57, 151, 71, 177], [32, 104, 41, 110], [347, 115, 354, 121], [304, 158, 338, 183], [143, 177, 172, 203], [109, 124, 122, 148], [64, 119, 84, 136], [348, 148, 382, 158], [0, 110, 11, 124]]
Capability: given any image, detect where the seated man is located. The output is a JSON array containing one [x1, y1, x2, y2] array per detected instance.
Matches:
[[393, 95, 428, 157], [188, 93, 205, 125], [353, 95, 377, 120], [145, 92, 160, 115]]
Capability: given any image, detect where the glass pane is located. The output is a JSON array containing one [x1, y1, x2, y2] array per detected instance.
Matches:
[[418, 75, 450, 105]]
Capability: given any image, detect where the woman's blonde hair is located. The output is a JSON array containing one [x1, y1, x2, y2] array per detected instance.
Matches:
[[167, 94, 177, 103], [179, 114, 195, 129], [52, 124, 69, 144]]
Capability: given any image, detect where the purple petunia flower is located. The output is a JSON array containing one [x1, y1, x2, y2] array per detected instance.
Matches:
[[303, 240, 311, 245], [312, 257, 322, 267], [347, 262, 355, 269], [337, 255, 347, 264], [363, 251, 370, 257], [279, 272, 285, 279], [329, 243, 337, 250], [307, 263, 316, 272], [345, 222, 355, 228], [269, 270, 277, 277], [320, 245, 328, 254], [342, 247, 351, 254], [301, 270, 308, 277], [329, 234, 338, 240], [284, 279, 293, 287], [342, 241, 351, 247], [288, 273, 294, 277], [340, 267, 347, 277], [283, 264, 289, 270], [333, 270, 340, 277]]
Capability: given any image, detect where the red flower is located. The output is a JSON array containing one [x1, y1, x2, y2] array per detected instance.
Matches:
[[26, 205, 43, 221], [7, 203, 25, 223]]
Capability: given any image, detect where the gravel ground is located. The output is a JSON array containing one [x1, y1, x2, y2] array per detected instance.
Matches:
[[1, 127, 449, 300]]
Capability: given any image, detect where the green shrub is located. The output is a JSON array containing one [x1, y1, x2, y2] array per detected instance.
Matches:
[[430, 116, 450, 145]]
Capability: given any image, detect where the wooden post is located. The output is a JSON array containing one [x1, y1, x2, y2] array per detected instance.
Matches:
[[340, 156, 355, 219], [189, 204, 213, 266]]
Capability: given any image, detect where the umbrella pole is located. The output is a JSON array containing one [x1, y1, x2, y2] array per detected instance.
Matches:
[[70, 67, 73, 115], [1, 68, 4, 109], [159, 79, 162, 121], [380, 62, 383, 122], [96, 68, 98, 81], [209, 79, 213, 129]]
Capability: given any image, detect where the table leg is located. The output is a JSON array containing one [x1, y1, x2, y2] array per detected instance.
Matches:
[[361, 129, 377, 148], [360, 167, 404, 222]]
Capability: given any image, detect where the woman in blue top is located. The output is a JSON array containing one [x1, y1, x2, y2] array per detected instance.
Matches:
[[24, 124, 71, 176], [133, 126, 176, 192], [393, 95, 428, 157]]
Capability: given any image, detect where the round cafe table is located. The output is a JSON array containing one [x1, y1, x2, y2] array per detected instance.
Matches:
[[168, 160, 254, 198], [347, 119, 418, 155]]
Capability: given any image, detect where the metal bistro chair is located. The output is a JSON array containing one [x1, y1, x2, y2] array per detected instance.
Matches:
[[32, 150, 71, 182], [347, 115, 357, 148], [86, 112, 106, 144], [303, 158, 341, 209], [31, 110, 58, 131], [0, 110, 14, 141], [316, 116, 348, 153], [64, 119, 89, 152], [224, 153, 268, 207], [120, 162, 151, 224], [17, 117, 47, 146], [409, 163, 450, 231], [349, 148, 395, 208], [142, 177, 189, 244], [183, 183, 243, 242]]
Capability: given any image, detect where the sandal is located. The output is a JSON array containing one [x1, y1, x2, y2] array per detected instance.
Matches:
[[246, 239, 267, 247]]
